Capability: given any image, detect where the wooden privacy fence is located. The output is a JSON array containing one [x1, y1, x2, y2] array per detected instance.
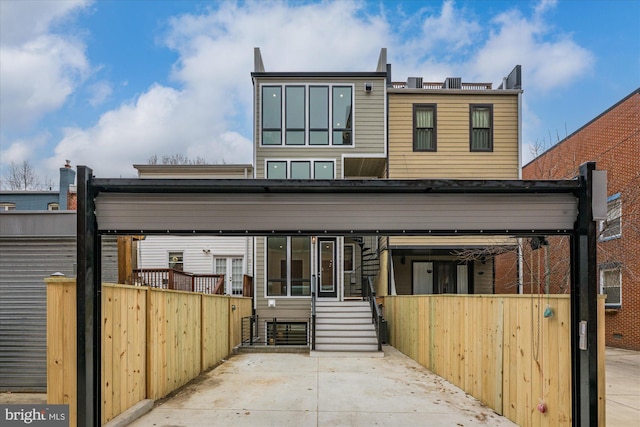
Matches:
[[384, 294, 605, 427], [46, 277, 252, 426]]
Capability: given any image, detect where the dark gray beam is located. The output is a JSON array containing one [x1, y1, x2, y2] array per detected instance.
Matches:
[[77, 166, 101, 427], [571, 162, 599, 426]]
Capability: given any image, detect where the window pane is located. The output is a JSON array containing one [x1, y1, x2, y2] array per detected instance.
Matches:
[[471, 106, 492, 150], [262, 87, 281, 129], [285, 131, 305, 145], [415, 129, 434, 150], [416, 108, 433, 128], [332, 86, 352, 130], [286, 86, 305, 129], [291, 237, 310, 296], [314, 161, 334, 179], [267, 237, 287, 296], [602, 198, 622, 239], [262, 130, 282, 145], [602, 269, 621, 305], [169, 252, 184, 271], [471, 129, 490, 149], [309, 86, 328, 129], [267, 161, 287, 179], [309, 131, 329, 145], [333, 130, 352, 145], [291, 161, 311, 179]]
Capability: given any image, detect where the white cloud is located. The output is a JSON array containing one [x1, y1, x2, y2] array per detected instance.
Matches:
[[467, 5, 593, 91], [35, 0, 594, 178], [0, 0, 91, 131], [87, 81, 113, 107]]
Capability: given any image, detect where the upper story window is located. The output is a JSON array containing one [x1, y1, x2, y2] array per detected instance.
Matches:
[[0, 203, 16, 211], [413, 104, 437, 151], [262, 86, 282, 145], [267, 160, 335, 179], [261, 84, 352, 146], [168, 251, 184, 271], [48, 203, 60, 211], [600, 193, 622, 240], [470, 104, 493, 151]]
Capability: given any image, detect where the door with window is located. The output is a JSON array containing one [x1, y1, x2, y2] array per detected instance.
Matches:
[[317, 238, 337, 298], [215, 257, 244, 295]]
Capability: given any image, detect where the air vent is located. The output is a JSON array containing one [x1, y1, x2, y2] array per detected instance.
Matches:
[[407, 77, 423, 89], [443, 77, 462, 89]]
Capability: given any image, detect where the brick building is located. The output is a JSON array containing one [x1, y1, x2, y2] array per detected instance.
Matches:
[[495, 88, 640, 350]]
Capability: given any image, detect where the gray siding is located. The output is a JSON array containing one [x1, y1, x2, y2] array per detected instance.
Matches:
[[253, 76, 387, 179]]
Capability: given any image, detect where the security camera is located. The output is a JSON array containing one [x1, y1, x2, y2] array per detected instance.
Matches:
[[364, 82, 373, 92]]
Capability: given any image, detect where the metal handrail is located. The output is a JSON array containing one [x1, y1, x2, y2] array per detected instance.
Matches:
[[311, 275, 316, 350], [364, 277, 383, 351]]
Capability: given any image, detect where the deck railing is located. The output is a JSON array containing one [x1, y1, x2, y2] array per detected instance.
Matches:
[[241, 316, 310, 346], [133, 268, 224, 294], [391, 81, 493, 90]]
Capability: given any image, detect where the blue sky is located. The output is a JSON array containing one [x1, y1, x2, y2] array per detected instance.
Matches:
[[1, 0, 638, 183]]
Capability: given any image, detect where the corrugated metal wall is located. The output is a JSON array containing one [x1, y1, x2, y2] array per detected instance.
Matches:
[[0, 236, 76, 392], [0, 213, 118, 392]]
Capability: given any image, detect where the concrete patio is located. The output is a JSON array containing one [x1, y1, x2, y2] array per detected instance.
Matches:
[[127, 346, 516, 427]]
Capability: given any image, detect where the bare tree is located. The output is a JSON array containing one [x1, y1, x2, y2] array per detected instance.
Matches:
[[2, 160, 53, 190], [148, 154, 209, 165]]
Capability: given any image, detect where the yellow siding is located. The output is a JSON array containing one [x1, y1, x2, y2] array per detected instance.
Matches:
[[388, 92, 520, 179]]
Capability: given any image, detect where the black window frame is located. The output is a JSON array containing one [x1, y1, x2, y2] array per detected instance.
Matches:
[[413, 104, 437, 152], [469, 104, 493, 152]]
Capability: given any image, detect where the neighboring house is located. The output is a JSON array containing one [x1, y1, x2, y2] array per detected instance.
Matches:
[[132, 164, 254, 296], [495, 89, 640, 350], [0, 162, 117, 391], [0, 161, 76, 211], [386, 67, 523, 296]]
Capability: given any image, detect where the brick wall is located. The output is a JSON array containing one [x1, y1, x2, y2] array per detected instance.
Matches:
[[495, 90, 640, 350]]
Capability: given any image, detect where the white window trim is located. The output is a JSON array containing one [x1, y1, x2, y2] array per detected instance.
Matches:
[[599, 265, 622, 308], [263, 236, 312, 299], [599, 193, 622, 241], [265, 159, 337, 179], [259, 83, 355, 147]]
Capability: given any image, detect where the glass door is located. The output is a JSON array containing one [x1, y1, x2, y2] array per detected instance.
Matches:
[[215, 257, 244, 295], [317, 238, 337, 298]]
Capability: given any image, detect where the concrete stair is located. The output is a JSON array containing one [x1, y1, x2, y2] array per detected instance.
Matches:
[[314, 300, 381, 354]]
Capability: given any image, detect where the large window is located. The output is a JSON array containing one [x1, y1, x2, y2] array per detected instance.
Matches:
[[332, 86, 352, 145], [261, 84, 352, 146], [285, 86, 305, 145], [0, 203, 16, 211], [600, 193, 621, 240], [413, 104, 436, 151], [267, 236, 311, 297], [266, 160, 335, 179], [262, 86, 282, 145], [470, 104, 493, 151], [600, 265, 622, 307]]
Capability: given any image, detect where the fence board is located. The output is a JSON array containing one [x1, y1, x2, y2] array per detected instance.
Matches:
[[385, 294, 605, 427], [47, 278, 250, 426]]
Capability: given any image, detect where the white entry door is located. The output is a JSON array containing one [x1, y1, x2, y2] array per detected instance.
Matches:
[[215, 257, 244, 295], [413, 262, 433, 294]]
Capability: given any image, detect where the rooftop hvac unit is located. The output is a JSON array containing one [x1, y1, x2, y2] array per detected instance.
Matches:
[[443, 77, 462, 89], [407, 77, 423, 89]]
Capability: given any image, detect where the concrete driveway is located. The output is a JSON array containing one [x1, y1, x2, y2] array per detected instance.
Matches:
[[605, 347, 640, 426], [128, 346, 516, 427]]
